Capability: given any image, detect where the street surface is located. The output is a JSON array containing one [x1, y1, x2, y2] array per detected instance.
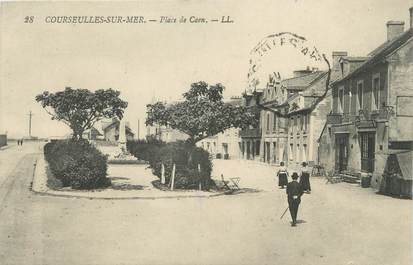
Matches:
[[0, 142, 411, 265]]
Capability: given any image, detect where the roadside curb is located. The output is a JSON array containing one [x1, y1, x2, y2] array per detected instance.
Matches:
[[0, 145, 10, 151], [31, 154, 228, 200]]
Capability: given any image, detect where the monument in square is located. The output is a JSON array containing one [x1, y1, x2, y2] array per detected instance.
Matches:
[[118, 118, 127, 153], [107, 118, 139, 163]]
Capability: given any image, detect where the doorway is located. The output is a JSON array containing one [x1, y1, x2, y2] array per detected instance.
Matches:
[[360, 132, 375, 173], [335, 134, 349, 172]]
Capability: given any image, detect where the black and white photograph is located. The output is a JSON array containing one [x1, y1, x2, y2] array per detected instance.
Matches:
[[0, 1, 412, 264]]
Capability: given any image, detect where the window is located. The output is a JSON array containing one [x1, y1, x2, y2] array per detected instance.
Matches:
[[296, 116, 300, 133], [294, 116, 298, 134], [357, 81, 363, 110], [338, 86, 344, 113], [255, 140, 260, 155], [273, 114, 277, 132], [372, 74, 380, 110], [266, 113, 270, 132], [297, 144, 300, 162], [222, 143, 228, 155], [278, 117, 282, 131], [300, 115, 304, 131], [273, 142, 277, 162], [289, 143, 294, 160], [303, 144, 307, 162], [304, 114, 310, 131]]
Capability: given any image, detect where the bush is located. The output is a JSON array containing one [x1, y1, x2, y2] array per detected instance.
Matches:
[[216, 153, 222, 159], [44, 140, 110, 189], [127, 137, 165, 162], [154, 142, 213, 190], [224, 154, 229, 160], [127, 139, 213, 190]]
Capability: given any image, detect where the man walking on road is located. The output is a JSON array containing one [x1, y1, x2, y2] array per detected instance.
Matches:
[[286, 172, 304, 226]]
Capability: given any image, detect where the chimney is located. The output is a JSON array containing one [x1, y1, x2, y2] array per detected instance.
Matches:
[[410, 7, 413, 29], [386, 21, 404, 41], [332, 51, 348, 71]]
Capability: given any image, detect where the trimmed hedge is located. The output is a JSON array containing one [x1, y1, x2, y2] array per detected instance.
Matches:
[[126, 137, 164, 162], [127, 140, 213, 190], [44, 140, 110, 189]]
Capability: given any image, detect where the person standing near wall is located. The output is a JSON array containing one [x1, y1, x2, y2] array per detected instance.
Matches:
[[277, 161, 289, 189], [299, 162, 311, 193]]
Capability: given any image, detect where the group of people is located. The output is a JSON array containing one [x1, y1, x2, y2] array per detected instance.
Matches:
[[277, 162, 312, 227], [17, 139, 24, 146]]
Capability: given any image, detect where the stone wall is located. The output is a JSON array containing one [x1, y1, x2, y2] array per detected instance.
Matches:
[[311, 91, 333, 164], [388, 40, 413, 141], [0, 134, 7, 147]]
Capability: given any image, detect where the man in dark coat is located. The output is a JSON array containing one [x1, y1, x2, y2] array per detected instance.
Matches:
[[286, 172, 304, 226]]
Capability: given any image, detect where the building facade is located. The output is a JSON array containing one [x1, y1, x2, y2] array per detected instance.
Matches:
[[254, 69, 333, 169], [197, 127, 241, 159], [240, 91, 262, 161], [197, 97, 243, 159], [102, 118, 135, 142], [323, 14, 413, 189], [146, 124, 189, 143]]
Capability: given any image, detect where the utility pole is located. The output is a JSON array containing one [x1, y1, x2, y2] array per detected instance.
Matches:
[[28, 111, 34, 138], [137, 119, 140, 140]]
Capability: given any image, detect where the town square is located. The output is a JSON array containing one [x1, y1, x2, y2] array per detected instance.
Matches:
[[0, 1, 412, 265]]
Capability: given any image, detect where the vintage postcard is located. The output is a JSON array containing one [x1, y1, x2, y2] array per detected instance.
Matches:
[[0, 1, 412, 265]]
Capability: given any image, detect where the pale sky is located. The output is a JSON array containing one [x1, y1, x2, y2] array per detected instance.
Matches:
[[0, 0, 412, 138]]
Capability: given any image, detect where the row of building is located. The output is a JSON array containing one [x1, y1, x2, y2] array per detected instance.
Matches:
[[148, 8, 413, 195], [238, 9, 413, 192]]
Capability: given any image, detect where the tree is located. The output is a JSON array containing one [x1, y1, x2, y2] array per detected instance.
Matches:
[[36, 87, 128, 140], [146, 81, 258, 144]]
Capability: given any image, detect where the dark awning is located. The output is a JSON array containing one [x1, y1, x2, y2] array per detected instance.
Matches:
[[379, 150, 413, 180]]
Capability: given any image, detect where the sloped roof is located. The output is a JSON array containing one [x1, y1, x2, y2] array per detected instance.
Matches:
[[102, 118, 134, 135], [302, 72, 329, 97], [101, 118, 118, 131], [281, 71, 325, 91], [333, 28, 413, 85], [341, 56, 370, 62]]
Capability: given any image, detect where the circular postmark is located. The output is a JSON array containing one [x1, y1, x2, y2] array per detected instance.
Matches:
[[247, 32, 330, 92]]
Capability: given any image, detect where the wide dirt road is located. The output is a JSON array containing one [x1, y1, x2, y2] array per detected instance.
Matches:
[[0, 143, 411, 265]]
